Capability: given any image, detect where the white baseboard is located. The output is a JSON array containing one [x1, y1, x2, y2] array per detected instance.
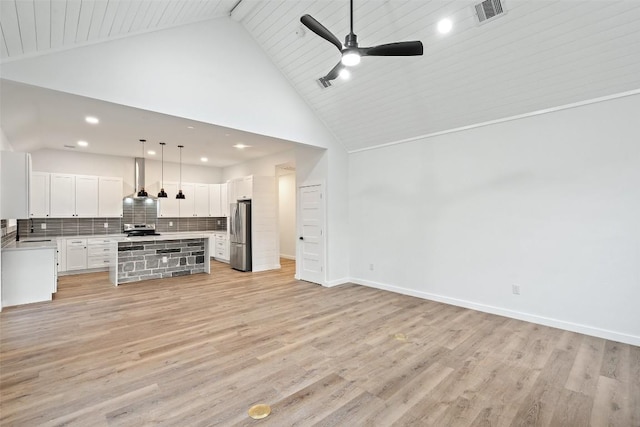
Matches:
[[350, 277, 640, 347], [280, 254, 296, 260], [324, 277, 351, 288], [252, 264, 281, 273]]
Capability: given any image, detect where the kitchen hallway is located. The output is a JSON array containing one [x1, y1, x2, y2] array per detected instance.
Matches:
[[1, 259, 638, 426]]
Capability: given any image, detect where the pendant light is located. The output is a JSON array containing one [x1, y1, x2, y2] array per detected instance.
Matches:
[[176, 145, 185, 199], [137, 139, 148, 197], [157, 142, 168, 198]]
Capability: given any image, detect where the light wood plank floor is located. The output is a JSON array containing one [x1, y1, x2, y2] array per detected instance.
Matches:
[[1, 259, 638, 426]]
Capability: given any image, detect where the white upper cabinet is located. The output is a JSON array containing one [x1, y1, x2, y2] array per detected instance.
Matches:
[[227, 180, 236, 204], [209, 183, 229, 217], [74, 175, 99, 217], [98, 177, 123, 217], [220, 183, 229, 216], [227, 176, 252, 203], [1, 152, 31, 219], [50, 173, 120, 218], [50, 174, 77, 217], [30, 172, 50, 218], [158, 182, 180, 217], [237, 176, 253, 200], [209, 184, 222, 217], [194, 183, 210, 217], [159, 182, 217, 218], [178, 183, 195, 217]]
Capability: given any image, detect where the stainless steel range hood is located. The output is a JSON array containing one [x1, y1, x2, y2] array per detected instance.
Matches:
[[127, 157, 156, 199]]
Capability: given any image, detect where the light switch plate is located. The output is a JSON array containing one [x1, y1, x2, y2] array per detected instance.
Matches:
[[104, 223, 109, 228], [41, 223, 46, 229]]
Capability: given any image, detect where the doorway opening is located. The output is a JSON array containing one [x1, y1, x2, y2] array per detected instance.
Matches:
[[276, 163, 296, 277]]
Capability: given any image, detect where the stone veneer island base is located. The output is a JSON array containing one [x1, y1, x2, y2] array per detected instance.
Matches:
[[109, 234, 211, 286]]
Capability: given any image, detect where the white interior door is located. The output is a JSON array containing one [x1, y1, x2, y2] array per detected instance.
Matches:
[[297, 184, 325, 285]]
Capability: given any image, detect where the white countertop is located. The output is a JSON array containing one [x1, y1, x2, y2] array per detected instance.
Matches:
[[118, 232, 214, 243], [2, 232, 221, 251], [2, 239, 58, 251]]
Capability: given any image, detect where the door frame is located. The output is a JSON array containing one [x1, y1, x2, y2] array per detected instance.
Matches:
[[295, 180, 326, 285]]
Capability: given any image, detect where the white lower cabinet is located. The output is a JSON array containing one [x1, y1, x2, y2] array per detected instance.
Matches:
[[66, 238, 88, 271], [214, 233, 229, 262], [87, 238, 114, 268], [58, 237, 114, 273]]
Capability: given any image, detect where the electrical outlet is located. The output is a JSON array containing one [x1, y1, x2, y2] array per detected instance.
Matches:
[[369, 263, 374, 271], [512, 284, 521, 295], [104, 222, 109, 228], [40, 223, 46, 230], [169, 221, 173, 227], [162, 256, 168, 263]]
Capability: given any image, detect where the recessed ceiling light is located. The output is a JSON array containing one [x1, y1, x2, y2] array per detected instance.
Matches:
[[200, 157, 208, 162], [147, 150, 156, 155], [85, 116, 99, 124], [77, 140, 89, 147], [437, 18, 453, 34], [187, 126, 195, 129], [233, 143, 251, 149]]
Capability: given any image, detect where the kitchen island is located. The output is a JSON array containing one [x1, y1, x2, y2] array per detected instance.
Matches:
[[109, 233, 211, 286]]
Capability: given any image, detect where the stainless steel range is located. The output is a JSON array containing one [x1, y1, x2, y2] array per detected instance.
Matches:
[[123, 224, 161, 237]]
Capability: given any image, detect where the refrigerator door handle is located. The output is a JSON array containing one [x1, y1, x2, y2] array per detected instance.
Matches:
[[235, 206, 240, 239]]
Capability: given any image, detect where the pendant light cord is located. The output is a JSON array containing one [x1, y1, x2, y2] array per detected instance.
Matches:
[[160, 142, 165, 186], [350, 0, 354, 34], [178, 145, 184, 191]]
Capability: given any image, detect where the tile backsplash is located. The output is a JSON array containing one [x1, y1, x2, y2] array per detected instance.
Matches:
[[17, 216, 227, 238], [156, 217, 227, 233], [123, 198, 158, 225], [18, 217, 123, 238], [1, 219, 17, 247]]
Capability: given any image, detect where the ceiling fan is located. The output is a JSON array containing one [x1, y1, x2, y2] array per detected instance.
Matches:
[[300, 0, 424, 87]]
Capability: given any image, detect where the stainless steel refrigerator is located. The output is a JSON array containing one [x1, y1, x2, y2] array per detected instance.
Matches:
[[230, 200, 252, 271]]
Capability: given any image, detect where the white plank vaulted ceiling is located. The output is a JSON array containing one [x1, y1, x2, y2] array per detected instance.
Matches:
[[2, 0, 640, 154]]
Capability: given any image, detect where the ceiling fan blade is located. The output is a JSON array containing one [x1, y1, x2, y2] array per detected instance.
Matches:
[[321, 61, 344, 83], [362, 41, 424, 57], [300, 15, 343, 52]]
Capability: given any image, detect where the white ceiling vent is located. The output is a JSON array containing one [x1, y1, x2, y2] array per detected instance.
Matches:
[[475, 0, 506, 24]]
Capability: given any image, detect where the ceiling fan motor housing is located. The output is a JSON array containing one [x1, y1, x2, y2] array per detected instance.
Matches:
[[345, 33, 358, 48]]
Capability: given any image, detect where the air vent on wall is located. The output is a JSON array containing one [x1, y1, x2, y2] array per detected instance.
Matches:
[[475, 0, 505, 23]]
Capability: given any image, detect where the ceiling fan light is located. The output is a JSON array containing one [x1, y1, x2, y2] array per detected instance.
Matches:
[[437, 18, 453, 34], [341, 51, 361, 66], [339, 68, 351, 80]]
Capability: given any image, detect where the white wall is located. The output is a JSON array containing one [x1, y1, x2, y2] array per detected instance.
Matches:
[[223, 150, 295, 180], [30, 149, 222, 196], [1, 128, 14, 151], [0, 18, 333, 150], [0, 127, 14, 311], [278, 172, 296, 259], [349, 93, 640, 345], [0, 18, 349, 286]]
